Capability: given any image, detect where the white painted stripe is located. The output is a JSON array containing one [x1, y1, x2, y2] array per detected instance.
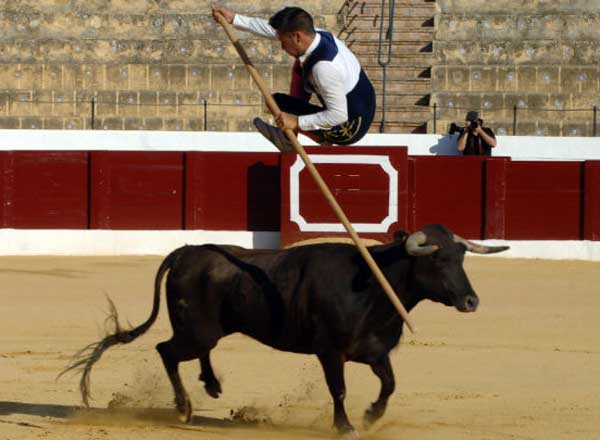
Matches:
[[0, 230, 599, 261], [0, 130, 599, 160], [289, 154, 398, 233]]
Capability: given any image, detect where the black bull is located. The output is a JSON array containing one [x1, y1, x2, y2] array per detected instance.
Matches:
[[62, 224, 508, 436]]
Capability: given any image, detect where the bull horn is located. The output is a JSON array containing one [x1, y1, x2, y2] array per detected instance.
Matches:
[[405, 231, 439, 256], [453, 234, 510, 254]]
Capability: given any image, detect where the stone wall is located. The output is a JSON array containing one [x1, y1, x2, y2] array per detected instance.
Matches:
[[0, 0, 343, 130], [432, 0, 600, 136]]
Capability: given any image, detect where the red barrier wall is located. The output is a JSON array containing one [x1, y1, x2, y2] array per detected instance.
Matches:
[[186, 152, 280, 231], [584, 161, 600, 240], [90, 152, 184, 230], [280, 147, 408, 246], [504, 161, 582, 240], [0, 149, 598, 243], [0, 151, 88, 228]]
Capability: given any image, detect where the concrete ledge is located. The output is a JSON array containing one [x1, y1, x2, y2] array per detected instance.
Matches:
[[1, 229, 599, 261]]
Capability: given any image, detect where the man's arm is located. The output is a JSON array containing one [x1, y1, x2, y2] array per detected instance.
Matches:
[[477, 127, 497, 147], [212, 6, 277, 38], [457, 129, 468, 152], [298, 62, 348, 131]]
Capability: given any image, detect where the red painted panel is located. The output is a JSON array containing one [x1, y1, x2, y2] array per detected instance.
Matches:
[[0, 151, 88, 228], [505, 161, 582, 240], [186, 152, 280, 231], [410, 156, 485, 239], [280, 147, 408, 247], [484, 157, 510, 239], [90, 152, 183, 230], [584, 161, 600, 241]]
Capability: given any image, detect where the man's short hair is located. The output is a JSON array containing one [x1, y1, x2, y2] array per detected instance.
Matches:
[[269, 7, 315, 35], [466, 111, 479, 122]]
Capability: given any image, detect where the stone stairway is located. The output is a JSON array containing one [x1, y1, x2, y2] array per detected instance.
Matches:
[[337, 0, 435, 133]]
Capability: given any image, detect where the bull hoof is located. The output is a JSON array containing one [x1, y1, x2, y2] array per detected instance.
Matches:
[[340, 428, 360, 439], [199, 373, 222, 399], [363, 403, 384, 430], [204, 381, 222, 399], [176, 397, 192, 424]]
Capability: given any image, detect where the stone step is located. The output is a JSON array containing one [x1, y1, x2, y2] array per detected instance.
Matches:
[[339, 15, 434, 32], [357, 52, 434, 66], [0, 39, 291, 64], [341, 0, 436, 15], [340, 28, 434, 43], [349, 40, 432, 54], [374, 107, 431, 121], [381, 93, 431, 106], [364, 65, 431, 80], [368, 120, 428, 134], [371, 78, 431, 94]]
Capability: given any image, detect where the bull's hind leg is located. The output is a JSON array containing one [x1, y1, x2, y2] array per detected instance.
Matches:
[[156, 338, 198, 423], [199, 352, 222, 398], [363, 355, 395, 429], [317, 352, 357, 437]]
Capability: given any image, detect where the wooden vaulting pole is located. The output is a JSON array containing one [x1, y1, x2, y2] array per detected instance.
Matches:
[[215, 13, 416, 334]]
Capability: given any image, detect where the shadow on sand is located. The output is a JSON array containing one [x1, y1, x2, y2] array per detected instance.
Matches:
[[0, 400, 239, 429]]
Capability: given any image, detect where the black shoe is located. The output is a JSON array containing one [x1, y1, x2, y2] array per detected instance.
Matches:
[[253, 117, 295, 154]]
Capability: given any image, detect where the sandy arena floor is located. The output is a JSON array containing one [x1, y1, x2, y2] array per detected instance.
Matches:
[[0, 255, 598, 440]]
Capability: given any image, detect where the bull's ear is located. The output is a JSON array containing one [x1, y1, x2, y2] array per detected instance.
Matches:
[[393, 230, 409, 243]]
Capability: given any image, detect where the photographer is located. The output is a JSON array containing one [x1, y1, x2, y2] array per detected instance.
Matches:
[[456, 111, 497, 156]]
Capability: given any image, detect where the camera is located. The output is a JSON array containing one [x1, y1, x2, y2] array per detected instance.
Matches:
[[448, 122, 463, 135], [468, 119, 479, 130]]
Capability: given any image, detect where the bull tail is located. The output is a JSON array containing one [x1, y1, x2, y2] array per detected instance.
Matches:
[[58, 247, 183, 407]]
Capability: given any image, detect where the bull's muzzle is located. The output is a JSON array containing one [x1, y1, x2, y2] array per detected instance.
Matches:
[[456, 294, 479, 312]]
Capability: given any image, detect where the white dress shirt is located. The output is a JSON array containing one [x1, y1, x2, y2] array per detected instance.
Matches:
[[233, 14, 362, 131]]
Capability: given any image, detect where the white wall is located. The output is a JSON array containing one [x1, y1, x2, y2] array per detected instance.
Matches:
[[1, 129, 599, 161], [1, 130, 599, 259]]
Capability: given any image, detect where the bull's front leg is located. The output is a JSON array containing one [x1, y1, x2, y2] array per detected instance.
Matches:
[[363, 354, 395, 429], [317, 352, 357, 438]]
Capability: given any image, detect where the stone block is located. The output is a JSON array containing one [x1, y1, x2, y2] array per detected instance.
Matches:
[[0, 117, 20, 129], [526, 93, 551, 120], [188, 118, 205, 131], [431, 92, 461, 121], [118, 91, 139, 117], [53, 91, 76, 116], [178, 92, 200, 117], [514, 121, 536, 136], [517, 66, 537, 91], [561, 67, 598, 94], [536, 66, 560, 92], [17, 63, 43, 89], [497, 67, 517, 92], [0, 64, 20, 89], [64, 118, 84, 130], [149, 65, 169, 90], [431, 66, 447, 90], [100, 117, 124, 130], [169, 64, 186, 89], [470, 67, 496, 92], [564, 15, 600, 40], [31, 90, 53, 116], [21, 117, 43, 129], [139, 91, 158, 117], [563, 122, 590, 137], [129, 64, 148, 89], [158, 91, 177, 116], [436, 15, 479, 41], [62, 64, 81, 90], [106, 64, 130, 90], [43, 117, 64, 129], [479, 94, 503, 121], [573, 41, 600, 64], [9, 91, 32, 116], [163, 118, 185, 131], [95, 91, 117, 117], [144, 117, 164, 130], [210, 65, 236, 91], [124, 118, 144, 130], [186, 64, 210, 92], [75, 90, 96, 119], [43, 64, 63, 89], [446, 66, 469, 92], [534, 121, 561, 137]]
